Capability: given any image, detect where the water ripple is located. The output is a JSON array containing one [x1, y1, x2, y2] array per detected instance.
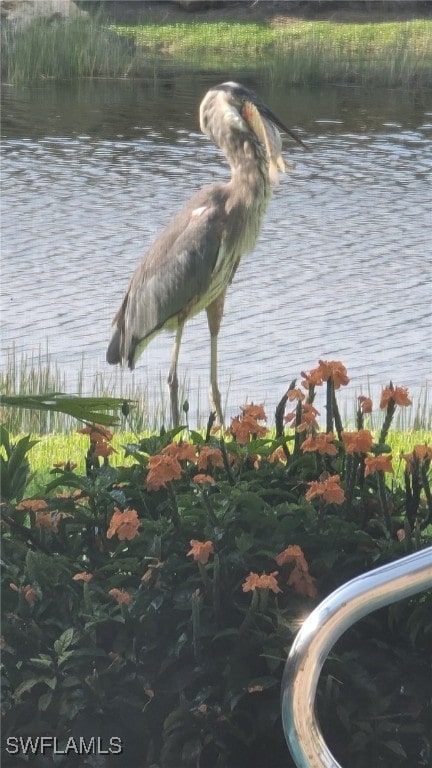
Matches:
[[1, 83, 431, 422]]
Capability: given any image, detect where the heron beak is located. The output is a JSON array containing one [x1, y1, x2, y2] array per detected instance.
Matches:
[[258, 103, 307, 150], [241, 99, 305, 184]]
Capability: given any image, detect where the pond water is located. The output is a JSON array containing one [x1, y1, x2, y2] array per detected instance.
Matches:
[[1, 72, 431, 426]]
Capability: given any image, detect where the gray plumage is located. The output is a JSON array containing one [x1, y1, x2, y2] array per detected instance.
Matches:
[[107, 81, 304, 424]]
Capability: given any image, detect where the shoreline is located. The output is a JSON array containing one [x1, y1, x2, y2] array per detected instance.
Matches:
[[2, 0, 432, 26]]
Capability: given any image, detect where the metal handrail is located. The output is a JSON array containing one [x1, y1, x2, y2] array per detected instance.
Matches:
[[281, 546, 432, 768]]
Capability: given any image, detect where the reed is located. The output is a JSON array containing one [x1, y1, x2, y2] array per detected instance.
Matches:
[[1, 15, 133, 83], [1, 346, 431, 435], [0, 347, 197, 434]]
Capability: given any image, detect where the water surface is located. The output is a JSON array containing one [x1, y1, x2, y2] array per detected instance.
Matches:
[[1, 76, 431, 424]]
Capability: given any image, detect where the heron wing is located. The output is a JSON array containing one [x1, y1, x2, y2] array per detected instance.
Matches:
[[109, 186, 228, 368]]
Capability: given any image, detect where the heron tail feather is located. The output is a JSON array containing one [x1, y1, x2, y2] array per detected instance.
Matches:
[[106, 328, 121, 365]]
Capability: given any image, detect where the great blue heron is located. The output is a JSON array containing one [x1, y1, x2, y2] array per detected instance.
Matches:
[[107, 81, 305, 426]]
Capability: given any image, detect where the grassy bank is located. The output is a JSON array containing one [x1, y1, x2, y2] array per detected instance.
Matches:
[[17, 427, 432, 497], [115, 18, 432, 86], [2, 15, 431, 87]]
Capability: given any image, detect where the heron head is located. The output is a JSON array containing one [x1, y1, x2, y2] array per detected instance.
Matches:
[[199, 81, 305, 183]]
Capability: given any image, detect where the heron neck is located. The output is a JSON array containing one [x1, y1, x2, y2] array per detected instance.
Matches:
[[225, 136, 271, 209]]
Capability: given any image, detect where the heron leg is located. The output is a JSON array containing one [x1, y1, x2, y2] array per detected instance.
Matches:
[[168, 323, 184, 428], [206, 292, 226, 425]]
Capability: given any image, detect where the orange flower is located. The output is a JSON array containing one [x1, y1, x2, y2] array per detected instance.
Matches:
[[16, 499, 48, 512], [402, 444, 432, 471], [78, 424, 113, 443], [107, 507, 141, 541], [242, 571, 281, 594], [162, 441, 196, 463], [94, 442, 116, 459], [380, 385, 412, 409], [187, 539, 214, 564], [146, 454, 183, 490], [287, 566, 317, 599], [306, 474, 345, 504], [301, 432, 337, 456], [10, 583, 39, 604], [413, 444, 432, 461], [358, 396, 373, 414], [301, 360, 349, 389], [268, 446, 288, 464], [73, 572, 94, 582], [197, 446, 224, 471], [109, 588, 133, 605], [318, 360, 350, 389], [193, 473, 215, 485], [35, 511, 58, 532], [341, 430, 374, 454], [228, 405, 268, 444], [285, 402, 320, 433], [275, 545, 317, 598], [364, 454, 394, 476], [23, 585, 39, 605], [287, 388, 305, 402], [275, 544, 304, 566], [241, 403, 267, 421]]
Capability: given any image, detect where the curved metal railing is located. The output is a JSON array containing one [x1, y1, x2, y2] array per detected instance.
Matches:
[[281, 546, 432, 768]]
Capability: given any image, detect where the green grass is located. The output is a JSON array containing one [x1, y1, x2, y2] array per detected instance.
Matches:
[[2, 15, 431, 87], [115, 19, 432, 87], [10, 427, 432, 499]]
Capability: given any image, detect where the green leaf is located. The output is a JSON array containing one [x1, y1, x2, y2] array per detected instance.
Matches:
[[0, 393, 131, 426], [38, 691, 53, 711], [246, 675, 278, 691], [384, 740, 407, 758], [13, 675, 56, 701], [29, 656, 54, 670], [13, 678, 43, 701], [235, 532, 255, 554], [212, 628, 239, 642], [54, 628, 76, 656], [0, 424, 11, 454]]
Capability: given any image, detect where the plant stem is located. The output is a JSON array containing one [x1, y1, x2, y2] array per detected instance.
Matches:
[[220, 437, 235, 486], [332, 387, 343, 440], [345, 454, 359, 506], [212, 553, 221, 625], [239, 590, 260, 636], [199, 489, 219, 527], [378, 398, 396, 445], [191, 589, 202, 662], [167, 484, 182, 530], [326, 379, 334, 435], [420, 462, 432, 524], [377, 471, 392, 532]]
